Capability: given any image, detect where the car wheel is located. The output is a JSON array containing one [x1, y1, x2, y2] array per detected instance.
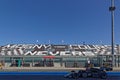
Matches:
[[82, 72, 87, 78], [101, 73, 107, 79]]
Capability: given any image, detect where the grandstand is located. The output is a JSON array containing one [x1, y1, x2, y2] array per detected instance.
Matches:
[[0, 44, 120, 68], [0, 44, 119, 56]]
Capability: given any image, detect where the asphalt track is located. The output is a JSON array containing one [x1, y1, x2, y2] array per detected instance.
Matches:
[[0, 72, 120, 80]]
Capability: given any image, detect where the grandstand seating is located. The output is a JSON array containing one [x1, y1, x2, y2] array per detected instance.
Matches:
[[0, 44, 119, 56]]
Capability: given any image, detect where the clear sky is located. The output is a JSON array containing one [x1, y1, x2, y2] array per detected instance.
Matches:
[[0, 0, 120, 45]]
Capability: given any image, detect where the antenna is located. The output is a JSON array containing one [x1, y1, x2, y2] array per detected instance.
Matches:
[[49, 40, 51, 44], [62, 40, 64, 44], [36, 40, 39, 44]]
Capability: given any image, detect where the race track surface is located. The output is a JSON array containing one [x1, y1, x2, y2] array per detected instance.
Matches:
[[0, 72, 120, 80], [0, 75, 120, 80]]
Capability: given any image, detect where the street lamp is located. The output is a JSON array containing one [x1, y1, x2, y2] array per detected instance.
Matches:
[[109, 0, 116, 67]]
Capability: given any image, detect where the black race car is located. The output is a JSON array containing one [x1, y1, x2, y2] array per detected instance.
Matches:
[[64, 68, 107, 79]]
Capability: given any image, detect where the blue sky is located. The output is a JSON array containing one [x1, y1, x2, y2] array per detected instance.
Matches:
[[0, 0, 120, 45]]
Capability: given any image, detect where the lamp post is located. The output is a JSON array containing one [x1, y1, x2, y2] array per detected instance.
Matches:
[[109, 0, 116, 67]]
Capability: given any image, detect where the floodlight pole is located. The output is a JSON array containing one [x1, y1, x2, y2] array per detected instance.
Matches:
[[109, 0, 116, 67]]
